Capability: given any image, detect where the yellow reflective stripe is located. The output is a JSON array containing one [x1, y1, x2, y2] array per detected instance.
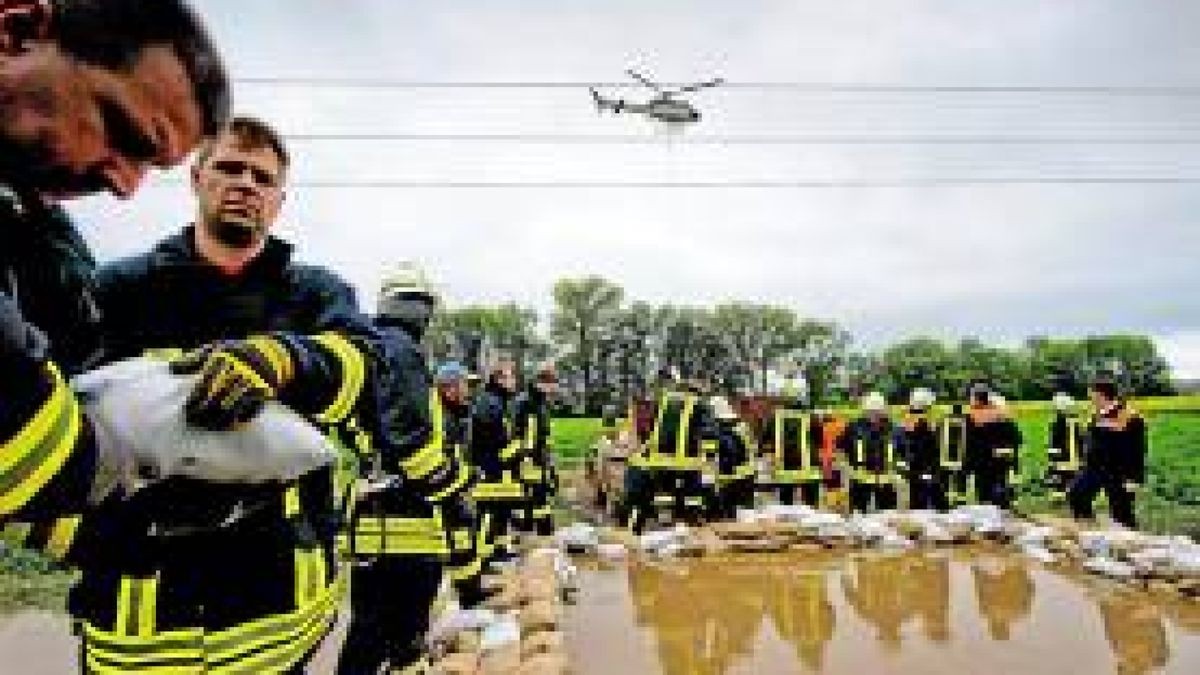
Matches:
[[401, 391, 447, 480], [212, 352, 272, 392], [246, 335, 293, 384], [499, 440, 522, 461], [450, 555, 484, 582], [0, 364, 81, 516], [429, 462, 471, 502], [116, 576, 158, 638], [294, 548, 311, 607], [855, 440, 864, 465], [800, 415, 811, 470], [283, 485, 301, 518], [677, 396, 696, 458], [471, 478, 525, 500], [525, 414, 538, 452], [311, 333, 366, 424], [1065, 418, 1081, 470], [45, 515, 81, 561]]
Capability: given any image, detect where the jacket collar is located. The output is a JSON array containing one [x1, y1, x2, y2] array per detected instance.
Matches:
[[151, 225, 294, 278]]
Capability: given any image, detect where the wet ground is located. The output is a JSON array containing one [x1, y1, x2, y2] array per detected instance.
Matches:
[[566, 547, 1200, 675]]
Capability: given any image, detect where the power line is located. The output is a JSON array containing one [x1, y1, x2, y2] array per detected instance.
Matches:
[[235, 78, 1200, 96], [178, 177, 1200, 189], [281, 132, 1200, 145]]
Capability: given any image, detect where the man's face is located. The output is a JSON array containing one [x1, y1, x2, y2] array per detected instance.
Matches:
[[0, 43, 202, 198], [191, 133, 285, 249], [496, 366, 516, 393], [1090, 388, 1110, 409]]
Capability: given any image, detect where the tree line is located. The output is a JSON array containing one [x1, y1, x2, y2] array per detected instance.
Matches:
[[425, 275, 1175, 410]]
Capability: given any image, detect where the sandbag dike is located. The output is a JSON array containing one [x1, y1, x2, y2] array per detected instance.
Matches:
[[454, 506, 1198, 675]]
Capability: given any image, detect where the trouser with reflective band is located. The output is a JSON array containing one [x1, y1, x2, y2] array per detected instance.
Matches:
[[624, 469, 707, 533], [849, 480, 897, 513], [449, 512, 488, 608], [520, 481, 555, 536], [336, 556, 443, 675], [1068, 469, 1137, 528], [74, 488, 341, 674], [939, 467, 968, 505], [1045, 463, 1079, 499]]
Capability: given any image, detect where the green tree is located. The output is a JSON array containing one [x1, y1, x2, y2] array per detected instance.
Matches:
[[550, 276, 625, 410]]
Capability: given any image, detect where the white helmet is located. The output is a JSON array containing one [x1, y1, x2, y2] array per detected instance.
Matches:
[[992, 394, 1008, 409], [710, 395, 738, 421], [379, 261, 439, 307], [909, 387, 936, 409], [862, 391, 887, 412], [1052, 392, 1074, 412]]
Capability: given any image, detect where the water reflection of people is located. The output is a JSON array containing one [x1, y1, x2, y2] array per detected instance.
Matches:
[[971, 554, 1034, 641], [627, 560, 764, 675], [1097, 590, 1169, 675], [904, 553, 951, 643], [842, 554, 908, 651], [766, 568, 835, 670]]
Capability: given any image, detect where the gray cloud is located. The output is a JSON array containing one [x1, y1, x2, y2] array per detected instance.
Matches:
[[69, 0, 1200, 374]]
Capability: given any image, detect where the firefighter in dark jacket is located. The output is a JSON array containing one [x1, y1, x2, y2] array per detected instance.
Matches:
[[1069, 378, 1147, 528], [0, 0, 228, 551], [1046, 392, 1084, 501], [760, 401, 823, 506], [899, 388, 946, 511], [841, 392, 898, 513], [938, 404, 969, 506], [87, 117, 429, 673], [337, 264, 473, 674], [964, 385, 1021, 509], [436, 362, 490, 607], [469, 358, 525, 563], [513, 362, 559, 536], [624, 374, 719, 533], [710, 396, 754, 520]]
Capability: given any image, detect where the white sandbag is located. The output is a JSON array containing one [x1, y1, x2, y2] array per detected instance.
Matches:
[[479, 613, 522, 652], [1016, 526, 1057, 548], [1083, 556, 1136, 580], [1022, 545, 1057, 565], [596, 543, 628, 562], [761, 504, 816, 522], [73, 357, 336, 489], [554, 524, 599, 554], [429, 607, 499, 647]]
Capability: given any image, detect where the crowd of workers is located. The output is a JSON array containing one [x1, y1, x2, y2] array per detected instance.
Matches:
[[0, 1, 560, 672], [0, 1, 1160, 673], [618, 371, 1149, 532]]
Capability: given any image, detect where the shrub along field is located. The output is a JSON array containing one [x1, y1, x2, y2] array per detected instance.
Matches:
[[550, 395, 1200, 537]]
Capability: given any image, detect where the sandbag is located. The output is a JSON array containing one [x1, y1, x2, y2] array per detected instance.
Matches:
[[73, 357, 336, 489]]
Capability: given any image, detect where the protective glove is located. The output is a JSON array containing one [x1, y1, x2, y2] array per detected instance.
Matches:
[[170, 336, 295, 430], [1123, 481, 1142, 494]]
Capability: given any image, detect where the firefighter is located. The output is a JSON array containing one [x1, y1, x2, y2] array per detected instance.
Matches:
[[336, 265, 474, 674], [1068, 378, 1147, 529], [623, 371, 718, 533], [841, 392, 899, 513], [0, 0, 227, 540], [1046, 392, 1084, 502], [436, 362, 490, 607], [938, 403, 969, 506], [468, 357, 525, 563], [760, 398, 822, 507], [88, 116, 433, 673], [709, 396, 754, 520], [965, 385, 1021, 509], [513, 361, 559, 537], [899, 388, 946, 510]]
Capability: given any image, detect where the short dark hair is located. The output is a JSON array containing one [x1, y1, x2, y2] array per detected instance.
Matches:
[[195, 115, 289, 172], [51, 0, 230, 135], [1091, 378, 1119, 400]]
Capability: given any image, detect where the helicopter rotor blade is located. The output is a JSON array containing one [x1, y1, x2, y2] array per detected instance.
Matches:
[[625, 69, 664, 92], [676, 78, 725, 94]]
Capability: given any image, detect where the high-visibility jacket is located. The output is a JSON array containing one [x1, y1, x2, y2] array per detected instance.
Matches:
[[1, 186, 106, 559], [1048, 412, 1083, 473], [633, 391, 717, 471], [965, 404, 1021, 483], [938, 413, 968, 471], [1084, 402, 1147, 484], [841, 416, 898, 484], [62, 227, 387, 673], [513, 386, 554, 490], [467, 382, 525, 503], [760, 409, 822, 483]]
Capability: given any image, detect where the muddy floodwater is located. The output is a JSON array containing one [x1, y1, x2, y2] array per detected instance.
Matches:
[[567, 547, 1200, 675]]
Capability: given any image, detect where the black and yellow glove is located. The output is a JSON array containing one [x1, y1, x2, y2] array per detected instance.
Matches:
[[170, 336, 295, 430]]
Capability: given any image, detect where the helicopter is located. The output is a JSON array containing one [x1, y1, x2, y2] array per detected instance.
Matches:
[[590, 69, 724, 125]]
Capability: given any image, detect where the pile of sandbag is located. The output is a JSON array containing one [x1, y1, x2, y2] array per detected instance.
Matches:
[[429, 548, 575, 674]]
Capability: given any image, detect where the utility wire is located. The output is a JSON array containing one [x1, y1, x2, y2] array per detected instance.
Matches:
[[163, 177, 1200, 189], [281, 132, 1200, 145], [235, 78, 1200, 96]]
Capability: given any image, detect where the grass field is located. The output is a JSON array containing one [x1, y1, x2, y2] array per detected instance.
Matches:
[[550, 395, 1200, 536]]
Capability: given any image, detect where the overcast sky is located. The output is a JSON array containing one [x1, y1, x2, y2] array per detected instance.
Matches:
[[70, 0, 1200, 376]]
